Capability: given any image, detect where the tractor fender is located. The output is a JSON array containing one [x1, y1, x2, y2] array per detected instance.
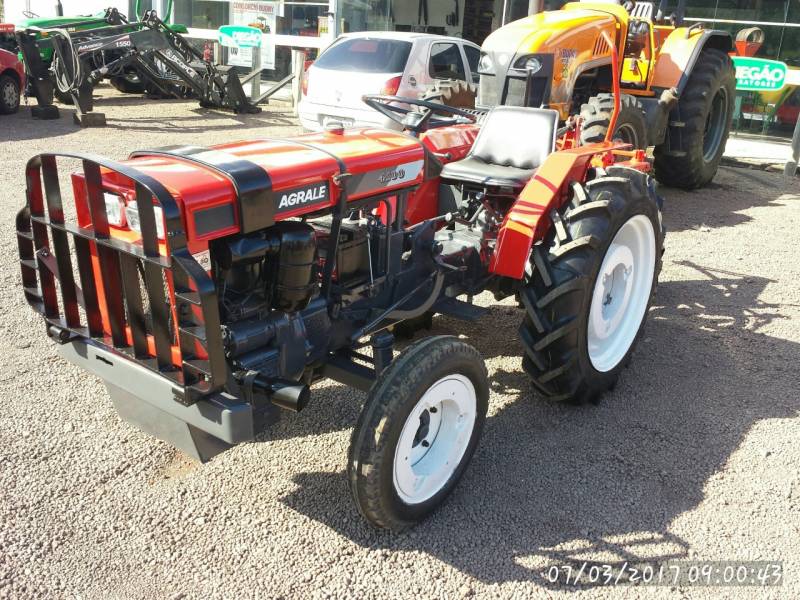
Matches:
[[490, 145, 616, 279], [651, 28, 733, 96], [638, 89, 679, 147]]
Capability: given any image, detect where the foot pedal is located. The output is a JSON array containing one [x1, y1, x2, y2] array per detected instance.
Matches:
[[434, 297, 487, 322]]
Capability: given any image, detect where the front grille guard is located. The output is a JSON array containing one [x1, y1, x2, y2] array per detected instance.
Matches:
[[16, 153, 226, 406]]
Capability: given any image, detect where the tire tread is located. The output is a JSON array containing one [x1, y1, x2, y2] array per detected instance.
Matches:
[[518, 171, 665, 404], [348, 336, 488, 530]]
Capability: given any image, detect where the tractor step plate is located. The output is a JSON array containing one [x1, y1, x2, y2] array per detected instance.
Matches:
[[434, 297, 487, 322]]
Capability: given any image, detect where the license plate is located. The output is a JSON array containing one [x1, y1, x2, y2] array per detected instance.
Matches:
[[322, 115, 354, 129]]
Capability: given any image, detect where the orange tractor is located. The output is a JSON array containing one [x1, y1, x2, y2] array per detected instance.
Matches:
[[478, 0, 736, 189]]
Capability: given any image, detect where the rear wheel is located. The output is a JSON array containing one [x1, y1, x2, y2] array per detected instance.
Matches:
[[0, 74, 20, 114], [348, 336, 488, 530], [580, 93, 647, 149], [50, 72, 76, 105], [519, 167, 664, 404], [110, 69, 146, 94], [53, 88, 74, 105], [653, 49, 735, 189]]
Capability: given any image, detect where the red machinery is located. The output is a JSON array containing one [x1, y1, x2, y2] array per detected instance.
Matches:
[[17, 71, 663, 529], [0, 24, 25, 114]]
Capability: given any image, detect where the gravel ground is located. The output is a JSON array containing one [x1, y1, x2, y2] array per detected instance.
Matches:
[[1, 87, 799, 599]]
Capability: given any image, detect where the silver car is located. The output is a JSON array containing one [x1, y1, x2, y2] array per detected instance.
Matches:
[[298, 31, 480, 131]]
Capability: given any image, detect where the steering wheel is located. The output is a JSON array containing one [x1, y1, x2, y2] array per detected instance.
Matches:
[[362, 94, 478, 133]]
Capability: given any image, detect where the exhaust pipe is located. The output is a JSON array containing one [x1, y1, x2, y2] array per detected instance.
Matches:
[[252, 375, 310, 412], [47, 324, 72, 343]]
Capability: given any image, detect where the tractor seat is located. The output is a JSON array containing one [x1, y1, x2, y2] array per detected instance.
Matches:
[[629, 2, 655, 20], [440, 106, 559, 189]]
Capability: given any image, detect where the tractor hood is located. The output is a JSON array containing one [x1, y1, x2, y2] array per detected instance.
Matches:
[[478, 4, 620, 114], [481, 8, 615, 59], [70, 128, 428, 254]]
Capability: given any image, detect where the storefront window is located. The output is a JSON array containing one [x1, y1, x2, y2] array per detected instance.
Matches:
[[711, 0, 788, 24], [778, 26, 800, 67], [685, 0, 718, 19], [174, 0, 328, 33], [340, 0, 391, 34], [129, 0, 154, 20], [281, 1, 329, 36], [505, 0, 530, 23], [174, 0, 229, 28], [682, 1, 798, 140], [687, 0, 786, 22]]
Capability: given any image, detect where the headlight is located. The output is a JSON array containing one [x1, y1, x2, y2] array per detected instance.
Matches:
[[514, 56, 543, 73], [103, 192, 125, 227], [478, 53, 493, 73], [125, 201, 165, 239]]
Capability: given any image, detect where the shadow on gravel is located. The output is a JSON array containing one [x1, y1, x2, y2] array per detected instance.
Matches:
[[662, 165, 797, 234], [1, 107, 83, 142], [102, 110, 298, 135], [0, 102, 297, 142], [260, 305, 526, 444], [279, 262, 799, 590]]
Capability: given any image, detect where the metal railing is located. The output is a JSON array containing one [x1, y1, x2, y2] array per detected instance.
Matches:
[[16, 153, 227, 405]]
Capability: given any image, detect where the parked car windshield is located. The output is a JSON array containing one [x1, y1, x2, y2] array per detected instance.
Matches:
[[315, 38, 412, 73]]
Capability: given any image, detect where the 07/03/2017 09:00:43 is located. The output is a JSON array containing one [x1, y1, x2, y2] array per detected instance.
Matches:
[[541, 560, 784, 587]]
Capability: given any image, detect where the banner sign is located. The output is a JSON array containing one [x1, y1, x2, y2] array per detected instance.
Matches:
[[733, 57, 787, 92], [786, 68, 800, 87], [218, 25, 263, 49], [227, 1, 278, 70]]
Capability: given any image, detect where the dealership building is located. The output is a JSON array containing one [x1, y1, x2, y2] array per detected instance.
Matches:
[[4, 0, 799, 137]]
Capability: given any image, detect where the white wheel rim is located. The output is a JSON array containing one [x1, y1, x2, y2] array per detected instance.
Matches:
[[587, 214, 656, 372], [2, 82, 16, 107], [393, 374, 477, 505]]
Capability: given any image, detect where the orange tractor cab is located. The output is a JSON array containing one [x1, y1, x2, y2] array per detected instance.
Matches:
[[479, 0, 736, 189]]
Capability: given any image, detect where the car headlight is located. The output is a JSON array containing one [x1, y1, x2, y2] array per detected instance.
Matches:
[[125, 201, 165, 240], [513, 56, 543, 73], [478, 53, 493, 73], [103, 192, 125, 227]]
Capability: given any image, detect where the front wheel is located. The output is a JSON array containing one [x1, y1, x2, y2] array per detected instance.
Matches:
[[580, 93, 648, 149], [519, 167, 665, 404], [348, 336, 488, 530]]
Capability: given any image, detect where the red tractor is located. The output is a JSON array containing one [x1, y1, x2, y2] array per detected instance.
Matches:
[[16, 76, 664, 529]]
